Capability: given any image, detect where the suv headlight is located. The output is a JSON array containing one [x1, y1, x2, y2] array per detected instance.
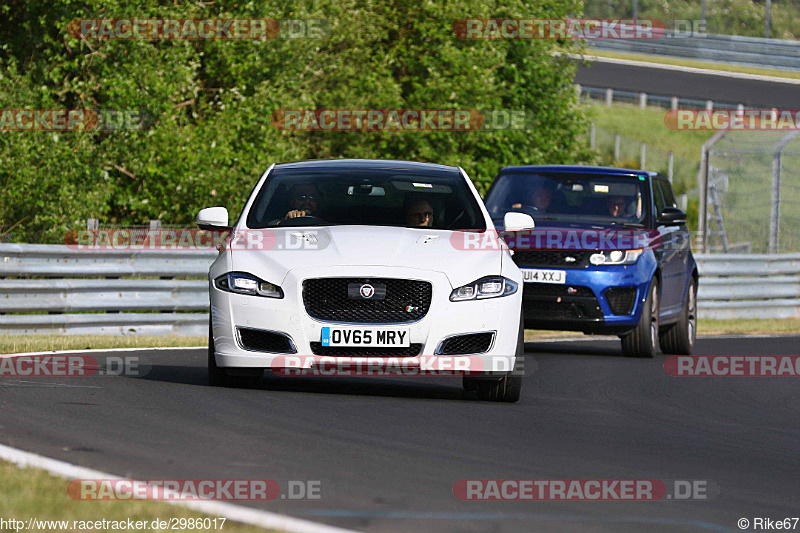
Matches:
[[450, 276, 518, 302], [589, 249, 643, 266], [214, 272, 284, 298]]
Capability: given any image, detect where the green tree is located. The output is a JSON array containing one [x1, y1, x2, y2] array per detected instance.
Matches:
[[1, 0, 591, 242]]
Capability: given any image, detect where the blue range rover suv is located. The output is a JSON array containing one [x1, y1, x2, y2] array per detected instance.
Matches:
[[485, 165, 698, 357]]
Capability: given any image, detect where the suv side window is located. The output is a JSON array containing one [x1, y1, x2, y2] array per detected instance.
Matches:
[[652, 178, 666, 217], [656, 178, 676, 208]]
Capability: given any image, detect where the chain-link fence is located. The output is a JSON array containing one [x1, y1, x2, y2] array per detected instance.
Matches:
[[704, 131, 800, 253], [588, 124, 699, 213]]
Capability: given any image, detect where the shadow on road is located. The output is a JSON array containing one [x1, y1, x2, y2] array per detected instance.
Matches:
[[525, 340, 625, 358], [131, 363, 475, 401]]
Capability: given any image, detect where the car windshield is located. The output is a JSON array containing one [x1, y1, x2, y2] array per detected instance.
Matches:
[[246, 166, 486, 230], [485, 172, 650, 226]]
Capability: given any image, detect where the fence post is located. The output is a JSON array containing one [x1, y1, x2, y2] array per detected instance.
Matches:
[[698, 130, 727, 253], [614, 134, 621, 161], [640, 143, 646, 169], [766, 0, 772, 38], [639, 92, 647, 109], [705, 100, 714, 113], [87, 218, 99, 231], [590, 123, 596, 149], [606, 88, 613, 107], [671, 96, 679, 111], [769, 130, 800, 253], [668, 151, 674, 183]]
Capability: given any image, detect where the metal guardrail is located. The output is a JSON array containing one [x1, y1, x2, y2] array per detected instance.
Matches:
[[590, 31, 800, 71], [696, 254, 800, 319], [0, 245, 798, 335], [0, 244, 216, 336]]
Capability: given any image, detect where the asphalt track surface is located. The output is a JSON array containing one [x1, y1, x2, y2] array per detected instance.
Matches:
[[1, 336, 798, 533], [574, 60, 800, 109]]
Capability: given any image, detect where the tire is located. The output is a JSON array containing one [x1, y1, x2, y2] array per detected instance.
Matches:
[[466, 315, 524, 403], [208, 323, 260, 388], [621, 278, 659, 358], [659, 277, 697, 355], [207, 323, 228, 386]]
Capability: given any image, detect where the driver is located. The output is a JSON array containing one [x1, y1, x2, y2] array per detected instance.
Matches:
[[606, 195, 628, 218], [404, 198, 434, 227], [512, 182, 553, 214], [285, 183, 320, 219]]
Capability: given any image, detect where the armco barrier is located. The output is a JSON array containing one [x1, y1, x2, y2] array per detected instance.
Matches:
[[590, 32, 800, 71], [0, 244, 216, 336], [0, 244, 798, 335], [696, 254, 800, 319]]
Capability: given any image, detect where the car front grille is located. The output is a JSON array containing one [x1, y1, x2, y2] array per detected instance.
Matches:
[[237, 327, 296, 353], [437, 332, 495, 355], [522, 284, 603, 320], [513, 250, 589, 268], [605, 287, 637, 315], [303, 278, 432, 324], [309, 342, 423, 357]]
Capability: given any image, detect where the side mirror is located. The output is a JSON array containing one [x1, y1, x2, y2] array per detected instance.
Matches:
[[196, 207, 231, 230], [658, 206, 686, 225], [504, 212, 535, 232]]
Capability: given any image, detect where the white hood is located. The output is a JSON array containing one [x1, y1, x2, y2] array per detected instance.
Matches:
[[228, 225, 502, 288]]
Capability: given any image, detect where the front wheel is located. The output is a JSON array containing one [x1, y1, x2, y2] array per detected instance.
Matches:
[[621, 279, 659, 358], [659, 278, 697, 355], [208, 324, 228, 386], [208, 323, 260, 388], [465, 315, 524, 402]]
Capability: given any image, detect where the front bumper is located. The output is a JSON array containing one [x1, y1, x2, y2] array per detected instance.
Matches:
[[520, 258, 655, 334], [211, 265, 522, 375]]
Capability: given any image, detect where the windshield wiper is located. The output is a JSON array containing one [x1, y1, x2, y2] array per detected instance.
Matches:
[[607, 221, 645, 228]]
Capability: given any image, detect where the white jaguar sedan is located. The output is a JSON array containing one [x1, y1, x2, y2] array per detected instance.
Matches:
[[196, 159, 528, 402]]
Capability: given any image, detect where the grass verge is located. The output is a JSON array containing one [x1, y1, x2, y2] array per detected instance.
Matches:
[[0, 335, 206, 355], [0, 323, 794, 355], [581, 49, 800, 81], [0, 460, 277, 533], [525, 318, 800, 341]]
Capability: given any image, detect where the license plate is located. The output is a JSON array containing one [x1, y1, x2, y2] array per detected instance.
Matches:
[[522, 269, 566, 284], [321, 326, 410, 347]]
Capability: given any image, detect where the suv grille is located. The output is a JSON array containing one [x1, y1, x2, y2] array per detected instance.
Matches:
[[303, 278, 432, 324], [437, 332, 494, 355], [513, 250, 589, 268], [605, 287, 637, 315], [309, 342, 423, 356], [522, 284, 603, 320], [238, 328, 296, 353]]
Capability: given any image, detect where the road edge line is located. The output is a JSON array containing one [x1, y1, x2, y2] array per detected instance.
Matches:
[[0, 443, 361, 533]]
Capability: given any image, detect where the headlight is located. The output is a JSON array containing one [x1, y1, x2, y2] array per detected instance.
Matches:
[[450, 276, 518, 302], [589, 249, 643, 266], [214, 272, 284, 298]]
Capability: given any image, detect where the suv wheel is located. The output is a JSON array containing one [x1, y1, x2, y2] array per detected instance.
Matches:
[[659, 277, 697, 355], [622, 279, 659, 358]]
